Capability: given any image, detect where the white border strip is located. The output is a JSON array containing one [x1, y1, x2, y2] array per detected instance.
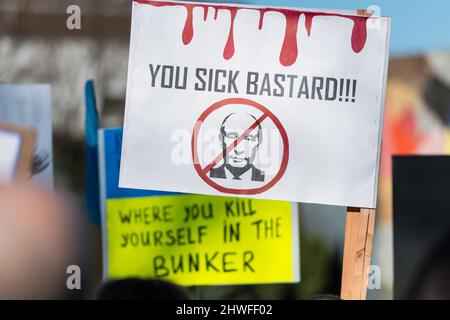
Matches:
[[291, 202, 301, 282], [98, 128, 109, 279]]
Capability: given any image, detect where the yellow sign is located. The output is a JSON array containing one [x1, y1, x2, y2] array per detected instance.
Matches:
[[105, 195, 299, 286]]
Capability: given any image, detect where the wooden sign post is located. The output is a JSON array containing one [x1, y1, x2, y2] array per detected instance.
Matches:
[[341, 207, 376, 300], [0, 121, 36, 182], [339, 9, 378, 301]]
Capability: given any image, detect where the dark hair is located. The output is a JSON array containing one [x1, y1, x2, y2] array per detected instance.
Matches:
[[96, 278, 191, 300], [308, 294, 341, 300]]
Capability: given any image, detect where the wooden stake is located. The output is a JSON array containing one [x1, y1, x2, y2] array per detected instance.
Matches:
[[357, 9, 373, 17], [0, 121, 36, 182], [340, 207, 376, 300]]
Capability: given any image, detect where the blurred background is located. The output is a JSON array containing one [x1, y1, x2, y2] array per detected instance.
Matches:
[[1, 0, 450, 299]]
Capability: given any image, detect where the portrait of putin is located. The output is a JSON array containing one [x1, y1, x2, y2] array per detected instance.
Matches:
[[209, 112, 265, 182]]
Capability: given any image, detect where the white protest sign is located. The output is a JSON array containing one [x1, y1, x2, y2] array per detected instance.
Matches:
[[0, 130, 21, 184], [0, 122, 36, 184], [120, 0, 391, 208], [0, 84, 53, 185]]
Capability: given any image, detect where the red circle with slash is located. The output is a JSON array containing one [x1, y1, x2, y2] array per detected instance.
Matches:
[[191, 98, 289, 195]]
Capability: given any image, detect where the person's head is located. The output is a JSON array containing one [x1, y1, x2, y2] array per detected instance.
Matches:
[[0, 182, 78, 299], [96, 278, 191, 300], [308, 294, 341, 300], [219, 112, 262, 168]]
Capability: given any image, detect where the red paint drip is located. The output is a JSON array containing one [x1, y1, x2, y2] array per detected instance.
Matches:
[[350, 17, 367, 53], [304, 13, 313, 36], [134, 0, 370, 66], [223, 8, 238, 60], [182, 4, 194, 45], [258, 9, 268, 30], [203, 6, 208, 21], [280, 11, 300, 66]]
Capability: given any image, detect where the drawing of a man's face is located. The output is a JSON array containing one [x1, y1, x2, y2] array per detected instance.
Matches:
[[219, 113, 262, 168]]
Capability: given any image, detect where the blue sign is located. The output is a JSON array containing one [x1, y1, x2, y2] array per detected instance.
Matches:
[[100, 128, 178, 199]]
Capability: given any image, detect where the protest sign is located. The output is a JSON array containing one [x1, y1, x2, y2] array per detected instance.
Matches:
[[0, 84, 53, 185], [0, 121, 36, 183], [119, 0, 391, 208], [0, 126, 21, 183], [99, 128, 299, 285]]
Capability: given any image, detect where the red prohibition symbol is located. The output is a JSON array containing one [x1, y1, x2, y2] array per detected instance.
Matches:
[[191, 98, 289, 195]]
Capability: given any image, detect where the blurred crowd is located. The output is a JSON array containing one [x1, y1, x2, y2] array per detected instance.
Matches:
[[1, 0, 450, 300]]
